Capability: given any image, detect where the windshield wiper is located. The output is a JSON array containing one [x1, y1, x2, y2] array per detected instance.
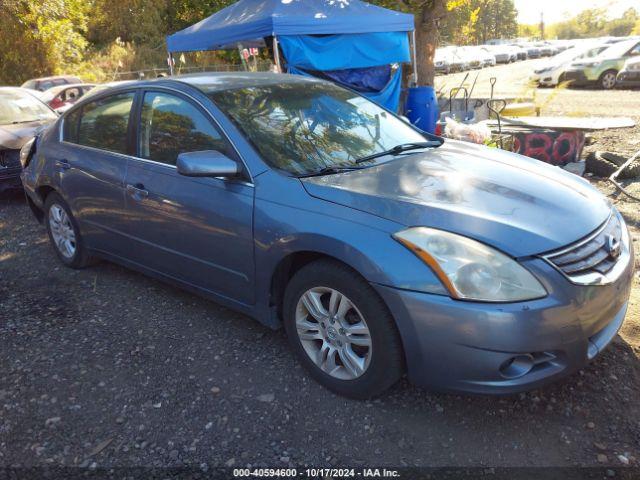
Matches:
[[297, 165, 366, 178], [355, 141, 442, 164]]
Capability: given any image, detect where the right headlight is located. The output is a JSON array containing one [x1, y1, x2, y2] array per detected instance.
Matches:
[[19, 136, 36, 169], [626, 62, 640, 72], [393, 227, 547, 302]]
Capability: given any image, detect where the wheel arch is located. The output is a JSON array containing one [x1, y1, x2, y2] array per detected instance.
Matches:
[[599, 69, 619, 89], [26, 184, 57, 223], [268, 250, 369, 326]]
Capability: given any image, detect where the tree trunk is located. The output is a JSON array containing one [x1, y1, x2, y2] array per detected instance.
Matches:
[[414, 0, 446, 87]]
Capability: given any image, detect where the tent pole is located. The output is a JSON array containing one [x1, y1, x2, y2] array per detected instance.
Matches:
[[410, 30, 418, 86], [273, 35, 283, 73], [168, 52, 175, 76]]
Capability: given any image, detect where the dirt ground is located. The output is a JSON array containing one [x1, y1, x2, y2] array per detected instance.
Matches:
[[1, 62, 640, 472]]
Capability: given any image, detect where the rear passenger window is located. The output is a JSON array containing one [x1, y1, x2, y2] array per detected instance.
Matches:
[[77, 92, 134, 154], [63, 109, 81, 143], [139, 92, 230, 166]]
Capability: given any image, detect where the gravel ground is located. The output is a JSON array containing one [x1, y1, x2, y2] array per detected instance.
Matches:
[[1, 66, 640, 471]]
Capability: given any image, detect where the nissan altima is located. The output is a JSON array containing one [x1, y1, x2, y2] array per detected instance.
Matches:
[[21, 73, 634, 398]]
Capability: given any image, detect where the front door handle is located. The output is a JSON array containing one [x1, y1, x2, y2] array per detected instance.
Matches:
[[54, 160, 71, 170], [126, 183, 149, 199]]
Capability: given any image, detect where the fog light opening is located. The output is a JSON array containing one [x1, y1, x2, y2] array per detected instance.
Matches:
[[499, 354, 534, 379]]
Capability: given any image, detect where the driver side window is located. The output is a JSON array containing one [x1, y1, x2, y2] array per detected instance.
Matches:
[[139, 92, 231, 166]]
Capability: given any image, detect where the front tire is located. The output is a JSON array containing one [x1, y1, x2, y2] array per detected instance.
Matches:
[[283, 260, 404, 399], [599, 70, 618, 90], [44, 192, 93, 268]]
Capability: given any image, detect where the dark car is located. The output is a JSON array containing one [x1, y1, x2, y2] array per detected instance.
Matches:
[[21, 73, 634, 398], [0, 87, 57, 193], [21, 75, 83, 92], [616, 57, 640, 88], [526, 46, 542, 59]]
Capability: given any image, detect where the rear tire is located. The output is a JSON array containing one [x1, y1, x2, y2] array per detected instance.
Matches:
[[599, 70, 618, 90], [44, 192, 93, 268], [283, 259, 404, 399]]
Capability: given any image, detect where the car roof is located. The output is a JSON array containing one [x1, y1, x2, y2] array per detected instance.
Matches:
[[30, 75, 81, 82], [63, 73, 328, 112], [0, 86, 41, 96], [156, 72, 323, 93], [43, 83, 95, 94]]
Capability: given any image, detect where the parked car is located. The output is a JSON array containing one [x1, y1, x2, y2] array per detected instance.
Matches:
[[530, 43, 609, 87], [525, 45, 542, 59], [0, 87, 57, 193], [491, 45, 517, 63], [563, 39, 640, 89], [21, 75, 83, 92], [21, 73, 634, 398], [536, 43, 558, 57], [510, 45, 528, 61], [437, 47, 467, 72], [616, 56, 640, 88], [38, 84, 96, 113], [434, 49, 451, 74], [457, 47, 482, 69], [478, 46, 497, 67]]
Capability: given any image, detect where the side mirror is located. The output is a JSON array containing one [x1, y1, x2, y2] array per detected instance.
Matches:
[[176, 150, 239, 178]]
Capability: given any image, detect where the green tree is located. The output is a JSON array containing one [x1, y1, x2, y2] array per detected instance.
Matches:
[[372, 0, 517, 85], [0, 0, 90, 84], [545, 7, 638, 39]]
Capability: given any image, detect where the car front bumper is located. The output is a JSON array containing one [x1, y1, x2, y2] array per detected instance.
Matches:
[[374, 245, 635, 395], [530, 72, 558, 86], [0, 166, 23, 192]]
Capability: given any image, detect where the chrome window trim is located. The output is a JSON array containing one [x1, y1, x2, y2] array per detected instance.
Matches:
[[58, 85, 255, 186], [540, 211, 631, 286]]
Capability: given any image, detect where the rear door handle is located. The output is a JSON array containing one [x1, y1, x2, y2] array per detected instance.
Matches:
[[54, 160, 71, 170], [126, 183, 149, 199]]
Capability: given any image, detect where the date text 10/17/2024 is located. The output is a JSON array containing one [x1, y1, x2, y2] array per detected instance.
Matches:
[[232, 468, 401, 478]]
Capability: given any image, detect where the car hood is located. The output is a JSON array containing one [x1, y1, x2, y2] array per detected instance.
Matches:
[[0, 120, 52, 150], [301, 141, 611, 257], [623, 57, 640, 70]]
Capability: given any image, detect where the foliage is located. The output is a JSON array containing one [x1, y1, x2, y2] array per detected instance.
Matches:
[[518, 23, 540, 39], [545, 8, 638, 40], [439, 0, 518, 45], [0, 0, 517, 87], [0, 0, 90, 84]]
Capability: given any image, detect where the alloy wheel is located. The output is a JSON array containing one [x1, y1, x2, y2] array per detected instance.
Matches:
[[295, 287, 372, 380], [602, 72, 616, 89], [49, 204, 76, 259]]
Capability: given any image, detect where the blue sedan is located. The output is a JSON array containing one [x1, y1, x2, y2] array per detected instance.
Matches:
[[20, 73, 634, 398]]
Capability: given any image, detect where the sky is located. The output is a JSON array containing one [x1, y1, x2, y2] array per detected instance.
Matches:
[[514, 0, 638, 25]]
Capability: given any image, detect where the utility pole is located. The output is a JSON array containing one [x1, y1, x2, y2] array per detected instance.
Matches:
[[539, 12, 545, 40]]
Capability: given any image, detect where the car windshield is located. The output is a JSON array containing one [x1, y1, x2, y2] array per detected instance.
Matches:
[[597, 40, 638, 59], [0, 90, 57, 125], [209, 82, 428, 175]]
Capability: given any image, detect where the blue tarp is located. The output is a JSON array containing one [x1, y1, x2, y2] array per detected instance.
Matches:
[[277, 32, 410, 71], [166, 0, 414, 53], [324, 65, 392, 92], [281, 31, 407, 111], [289, 65, 403, 112]]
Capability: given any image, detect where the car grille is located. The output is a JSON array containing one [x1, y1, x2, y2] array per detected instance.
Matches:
[[0, 149, 20, 169], [545, 214, 623, 279]]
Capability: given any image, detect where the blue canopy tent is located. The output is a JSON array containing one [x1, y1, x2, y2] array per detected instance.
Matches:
[[166, 0, 416, 111]]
